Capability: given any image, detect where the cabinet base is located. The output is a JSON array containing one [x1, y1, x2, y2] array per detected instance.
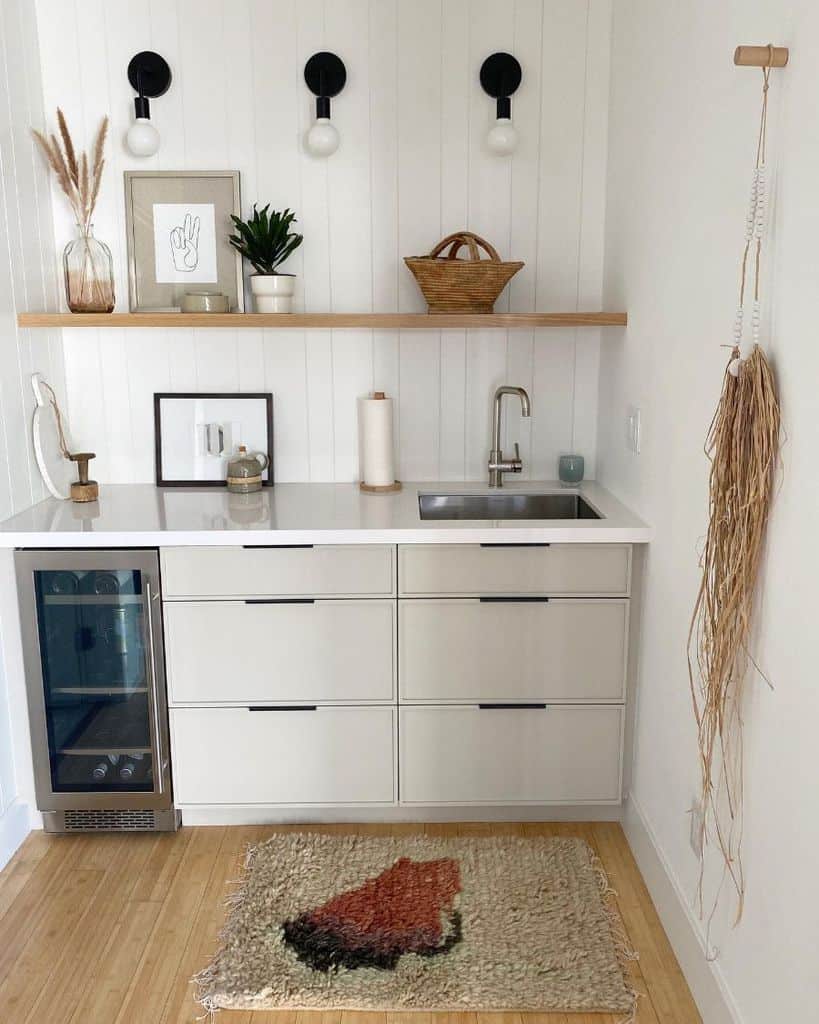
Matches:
[[177, 803, 623, 826], [43, 807, 181, 833]]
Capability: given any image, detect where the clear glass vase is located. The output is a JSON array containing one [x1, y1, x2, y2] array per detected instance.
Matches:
[[63, 224, 115, 313]]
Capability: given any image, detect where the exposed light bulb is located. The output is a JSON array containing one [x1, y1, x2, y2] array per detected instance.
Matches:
[[305, 117, 340, 157], [480, 55, 522, 157], [126, 117, 160, 157], [487, 117, 518, 156], [126, 53, 172, 157]]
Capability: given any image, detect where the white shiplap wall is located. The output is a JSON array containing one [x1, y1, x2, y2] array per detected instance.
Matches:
[[36, 0, 611, 484], [0, 0, 64, 518], [0, 0, 63, 865]]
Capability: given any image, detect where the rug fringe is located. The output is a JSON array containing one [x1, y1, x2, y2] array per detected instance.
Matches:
[[616, 993, 641, 1024], [193, 839, 264, 1020], [589, 847, 640, 1024]]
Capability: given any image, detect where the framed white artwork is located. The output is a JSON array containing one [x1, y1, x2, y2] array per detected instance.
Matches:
[[125, 171, 243, 311], [154, 393, 273, 487], [152, 203, 218, 284]]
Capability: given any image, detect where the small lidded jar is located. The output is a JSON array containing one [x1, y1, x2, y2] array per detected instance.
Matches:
[[226, 445, 270, 493]]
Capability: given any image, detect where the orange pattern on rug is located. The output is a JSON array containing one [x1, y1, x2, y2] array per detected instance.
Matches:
[[283, 857, 462, 971]]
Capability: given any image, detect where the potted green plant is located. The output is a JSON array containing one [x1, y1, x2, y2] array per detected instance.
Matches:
[[229, 205, 303, 313]]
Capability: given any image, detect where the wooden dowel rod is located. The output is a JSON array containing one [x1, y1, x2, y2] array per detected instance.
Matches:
[[734, 45, 789, 68]]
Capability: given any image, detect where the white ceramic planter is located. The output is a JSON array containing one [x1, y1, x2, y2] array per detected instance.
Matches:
[[250, 274, 296, 313]]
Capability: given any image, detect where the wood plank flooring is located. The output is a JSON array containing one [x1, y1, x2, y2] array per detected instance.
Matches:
[[0, 823, 701, 1024]]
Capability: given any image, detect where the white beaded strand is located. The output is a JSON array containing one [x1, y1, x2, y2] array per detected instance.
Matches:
[[754, 164, 767, 240], [730, 120, 769, 377]]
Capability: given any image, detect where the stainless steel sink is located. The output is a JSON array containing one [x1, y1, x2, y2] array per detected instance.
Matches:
[[418, 492, 602, 521]]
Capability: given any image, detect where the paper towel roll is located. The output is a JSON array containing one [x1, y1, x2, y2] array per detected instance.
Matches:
[[359, 393, 396, 486]]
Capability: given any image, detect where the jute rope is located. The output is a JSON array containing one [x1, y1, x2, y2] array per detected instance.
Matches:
[[688, 46, 782, 935], [738, 53, 770, 316], [39, 380, 72, 459]]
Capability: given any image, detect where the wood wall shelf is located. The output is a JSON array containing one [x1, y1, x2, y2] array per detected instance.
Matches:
[[17, 311, 627, 329]]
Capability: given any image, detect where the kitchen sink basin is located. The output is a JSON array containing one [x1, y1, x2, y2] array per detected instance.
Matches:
[[418, 492, 602, 521]]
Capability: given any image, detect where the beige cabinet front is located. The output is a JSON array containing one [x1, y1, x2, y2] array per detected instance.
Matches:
[[399, 598, 627, 703], [400, 705, 623, 804], [159, 539, 635, 813], [171, 706, 396, 805], [165, 599, 395, 704], [161, 544, 395, 599], [398, 544, 630, 596]]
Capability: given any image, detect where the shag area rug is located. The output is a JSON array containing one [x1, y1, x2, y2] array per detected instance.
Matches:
[[195, 833, 637, 1017]]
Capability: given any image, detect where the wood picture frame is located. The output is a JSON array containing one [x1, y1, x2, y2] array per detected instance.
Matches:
[[153, 392, 274, 487], [125, 170, 244, 312]]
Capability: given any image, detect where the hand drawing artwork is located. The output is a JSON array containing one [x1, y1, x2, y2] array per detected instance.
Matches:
[[152, 202, 217, 283], [171, 213, 200, 271]]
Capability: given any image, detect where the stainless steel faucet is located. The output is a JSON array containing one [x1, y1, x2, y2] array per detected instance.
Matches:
[[488, 385, 531, 487]]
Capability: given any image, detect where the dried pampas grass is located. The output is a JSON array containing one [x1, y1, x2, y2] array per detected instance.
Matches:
[[33, 110, 113, 311], [32, 109, 108, 231], [689, 344, 780, 923], [688, 57, 781, 928]]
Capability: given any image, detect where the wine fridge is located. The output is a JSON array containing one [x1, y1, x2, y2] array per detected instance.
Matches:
[[15, 550, 179, 832]]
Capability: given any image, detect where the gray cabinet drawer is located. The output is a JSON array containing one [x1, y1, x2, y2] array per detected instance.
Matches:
[[161, 544, 395, 599], [400, 705, 623, 804], [171, 706, 396, 805], [166, 599, 395, 705], [399, 598, 627, 703], [398, 544, 630, 596]]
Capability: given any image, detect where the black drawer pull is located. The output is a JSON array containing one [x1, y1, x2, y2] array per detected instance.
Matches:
[[479, 543, 550, 548], [478, 703, 548, 710], [248, 705, 317, 712], [244, 598, 315, 605], [479, 596, 549, 603], [241, 544, 314, 549]]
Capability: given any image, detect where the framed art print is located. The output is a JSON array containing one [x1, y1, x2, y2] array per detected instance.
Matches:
[[154, 393, 273, 487], [125, 171, 243, 312]]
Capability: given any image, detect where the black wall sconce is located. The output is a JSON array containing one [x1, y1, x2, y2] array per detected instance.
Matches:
[[126, 51, 172, 157], [304, 52, 347, 157], [480, 52, 522, 155]]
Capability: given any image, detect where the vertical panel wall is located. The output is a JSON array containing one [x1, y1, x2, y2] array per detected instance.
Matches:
[[0, 0, 63, 867], [600, 2, 814, 1021], [34, 0, 612, 484]]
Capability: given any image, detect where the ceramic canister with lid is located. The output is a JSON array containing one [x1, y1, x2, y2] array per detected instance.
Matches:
[[226, 445, 270, 493]]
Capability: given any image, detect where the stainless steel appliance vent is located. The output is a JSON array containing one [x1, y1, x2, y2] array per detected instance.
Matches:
[[63, 808, 158, 831], [44, 808, 180, 833]]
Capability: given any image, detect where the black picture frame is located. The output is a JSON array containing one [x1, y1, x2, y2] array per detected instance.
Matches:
[[153, 392, 274, 487]]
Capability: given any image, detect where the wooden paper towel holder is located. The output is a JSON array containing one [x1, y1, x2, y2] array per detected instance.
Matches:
[[359, 390, 402, 493], [360, 480, 402, 494]]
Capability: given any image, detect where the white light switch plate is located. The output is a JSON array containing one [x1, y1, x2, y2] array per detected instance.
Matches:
[[627, 406, 641, 454]]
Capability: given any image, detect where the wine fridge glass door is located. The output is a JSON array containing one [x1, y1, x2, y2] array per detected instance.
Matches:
[[33, 567, 157, 794]]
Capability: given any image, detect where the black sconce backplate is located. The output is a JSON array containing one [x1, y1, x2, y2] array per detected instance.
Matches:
[[304, 52, 347, 98], [127, 51, 172, 98], [479, 52, 522, 98]]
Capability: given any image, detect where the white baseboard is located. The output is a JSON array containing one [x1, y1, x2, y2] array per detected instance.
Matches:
[[623, 796, 741, 1024], [0, 800, 32, 872], [179, 803, 623, 826]]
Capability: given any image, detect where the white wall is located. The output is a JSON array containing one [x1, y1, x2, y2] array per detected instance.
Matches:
[[601, 1, 817, 1020], [35, 0, 611, 484], [0, 0, 63, 867]]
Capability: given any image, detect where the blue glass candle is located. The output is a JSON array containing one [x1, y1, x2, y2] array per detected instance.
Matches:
[[558, 454, 584, 486]]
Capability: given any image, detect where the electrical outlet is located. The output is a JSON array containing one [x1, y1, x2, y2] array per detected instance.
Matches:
[[626, 406, 641, 454], [689, 798, 704, 858]]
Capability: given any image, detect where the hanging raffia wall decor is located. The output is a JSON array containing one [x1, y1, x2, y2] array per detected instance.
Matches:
[[688, 50, 782, 927]]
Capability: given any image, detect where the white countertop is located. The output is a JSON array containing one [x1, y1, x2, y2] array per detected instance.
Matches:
[[0, 481, 650, 548]]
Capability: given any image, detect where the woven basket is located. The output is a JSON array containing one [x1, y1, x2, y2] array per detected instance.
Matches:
[[404, 232, 524, 313]]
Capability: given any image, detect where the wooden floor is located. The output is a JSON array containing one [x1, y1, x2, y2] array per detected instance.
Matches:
[[0, 822, 700, 1024]]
